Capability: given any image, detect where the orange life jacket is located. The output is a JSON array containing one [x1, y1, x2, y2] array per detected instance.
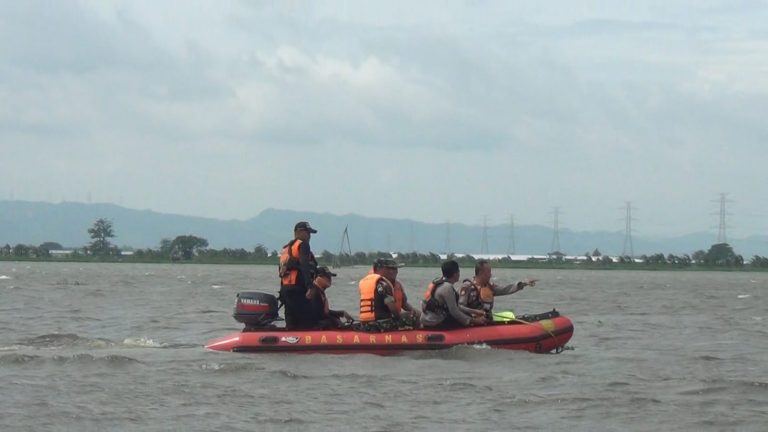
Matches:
[[480, 286, 493, 304], [319, 289, 330, 316], [313, 276, 332, 316], [463, 278, 494, 311], [364, 268, 405, 315], [359, 273, 394, 322], [422, 277, 447, 312], [279, 239, 302, 286], [478, 284, 494, 311], [464, 279, 494, 312], [392, 280, 405, 314]]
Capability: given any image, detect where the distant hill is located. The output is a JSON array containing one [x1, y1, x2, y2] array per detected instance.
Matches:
[[1, 200, 766, 256]]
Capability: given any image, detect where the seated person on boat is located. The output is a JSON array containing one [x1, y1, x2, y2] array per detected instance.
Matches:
[[421, 260, 486, 329], [307, 266, 353, 329], [364, 264, 421, 323], [358, 258, 419, 330], [458, 259, 536, 322]]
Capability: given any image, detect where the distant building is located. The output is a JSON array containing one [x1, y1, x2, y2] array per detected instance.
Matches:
[[547, 251, 566, 260]]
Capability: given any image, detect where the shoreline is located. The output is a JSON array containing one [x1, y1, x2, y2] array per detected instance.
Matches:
[[1, 257, 765, 272]]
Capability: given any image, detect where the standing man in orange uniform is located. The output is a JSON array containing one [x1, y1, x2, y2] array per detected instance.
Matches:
[[278, 221, 318, 329]]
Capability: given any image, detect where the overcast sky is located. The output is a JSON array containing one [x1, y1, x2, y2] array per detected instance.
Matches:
[[1, 1, 766, 237]]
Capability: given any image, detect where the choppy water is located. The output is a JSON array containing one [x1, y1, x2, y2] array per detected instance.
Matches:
[[1, 262, 766, 431]]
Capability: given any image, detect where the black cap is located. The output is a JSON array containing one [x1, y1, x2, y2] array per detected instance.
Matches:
[[316, 266, 337, 278], [373, 258, 404, 269], [294, 221, 317, 233]]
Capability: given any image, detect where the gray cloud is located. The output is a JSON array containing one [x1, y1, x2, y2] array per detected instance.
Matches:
[[1, 0, 766, 239]]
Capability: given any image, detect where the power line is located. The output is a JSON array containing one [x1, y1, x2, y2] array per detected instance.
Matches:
[[507, 214, 516, 255]]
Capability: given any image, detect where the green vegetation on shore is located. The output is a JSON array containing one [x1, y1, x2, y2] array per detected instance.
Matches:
[[2, 218, 767, 271]]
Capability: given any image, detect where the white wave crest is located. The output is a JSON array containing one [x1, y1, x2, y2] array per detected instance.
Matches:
[[122, 337, 167, 348], [88, 339, 113, 349], [0, 345, 22, 352], [200, 362, 224, 370], [0, 275, 12, 279]]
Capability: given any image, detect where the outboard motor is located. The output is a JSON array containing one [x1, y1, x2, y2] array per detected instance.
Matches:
[[233, 291, 279, 330]]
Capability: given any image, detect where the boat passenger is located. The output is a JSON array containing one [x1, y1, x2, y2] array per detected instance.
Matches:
[[364, 266, 421, 325], [421, 260, 486, 329], [358, 258, 418, 330], [278, 221, 319, 329], [392, 277, 422, 324], [458, 259, 536, 322], [306, 266, 353, 329]]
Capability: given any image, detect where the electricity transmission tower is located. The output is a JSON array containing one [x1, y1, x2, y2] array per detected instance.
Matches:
[[713, 193, 733, 244], [507, 214, 516, 255], [549, 207, 561, 253], [622, 202, 636, 257], [335, 225, 352, 267], [409, 222, 415, 252], [444, 220, 451, 254], [480, 216, 490, 254]]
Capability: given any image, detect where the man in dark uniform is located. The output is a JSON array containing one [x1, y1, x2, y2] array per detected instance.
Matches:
[[306, 266, 354, 329], [278, 221, 319, 329], [421, 260, 485, 329]]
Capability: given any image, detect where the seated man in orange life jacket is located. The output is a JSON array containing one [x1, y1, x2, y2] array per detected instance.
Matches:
[[358, 258, 420, 329], [458, 259, 536, 322], [306, 266, 354, 329], [421, 260, 486, 329]]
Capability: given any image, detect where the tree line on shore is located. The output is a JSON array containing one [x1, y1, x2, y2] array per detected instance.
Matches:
[[1, 218, 767, 270]]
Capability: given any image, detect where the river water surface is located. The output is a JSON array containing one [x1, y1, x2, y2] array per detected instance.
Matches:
[[1, 262, 766, 431]]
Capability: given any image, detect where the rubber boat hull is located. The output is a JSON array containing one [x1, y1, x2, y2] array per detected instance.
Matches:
[[205, 315, 573, 355]]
